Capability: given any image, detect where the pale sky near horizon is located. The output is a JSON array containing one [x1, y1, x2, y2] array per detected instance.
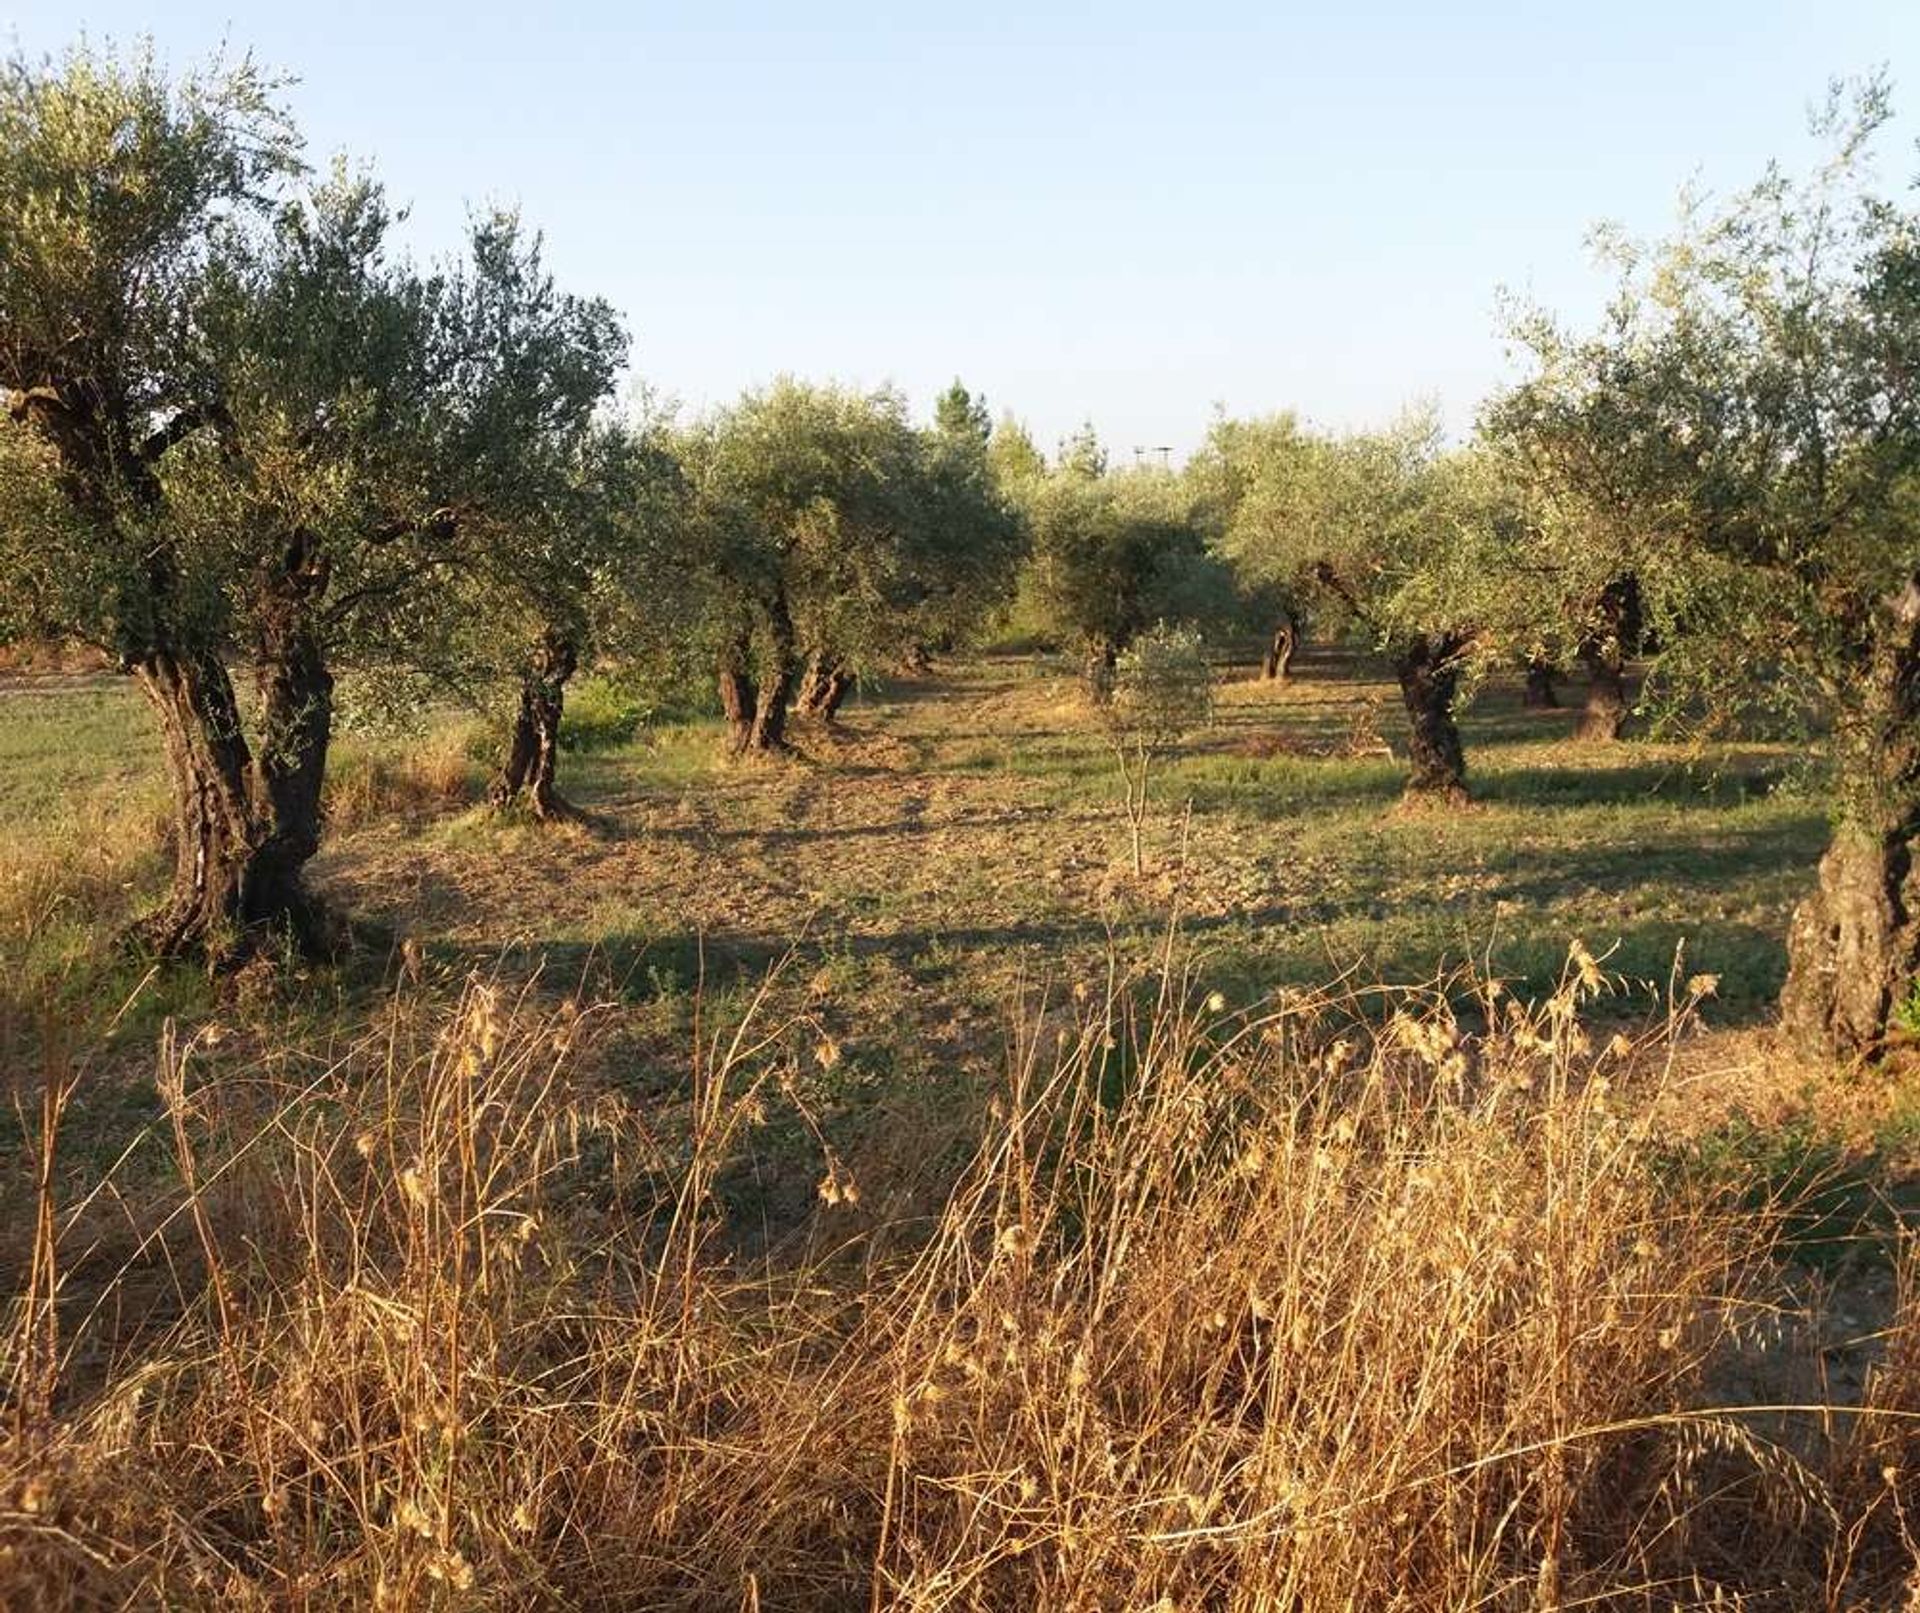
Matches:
[[5, 3, 1917, 459]]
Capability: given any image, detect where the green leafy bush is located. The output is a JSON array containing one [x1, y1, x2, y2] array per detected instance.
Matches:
[[559, 674, 649, 752]]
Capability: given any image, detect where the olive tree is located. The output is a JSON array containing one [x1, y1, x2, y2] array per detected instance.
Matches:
[[0, 45, 309, 955], [1485, 398, 1656, 741], [1493, 79, 1920, 1058], [1189, 413, 1312, 680], [683, 380, 1019, 750], [478, 421, 682, 819], [1215, 410, 1532, 803], [0, 47, 626, 957], [1018, 447, 1211, 700], [890, 378, 1027, 679]]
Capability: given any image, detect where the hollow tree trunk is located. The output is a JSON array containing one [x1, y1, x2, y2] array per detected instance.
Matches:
[[1262, 614, 1298, 682], [490, 630, 578, 820], [1394, 633, 1471, 805], [1781, 593, 1920, 1060], [1523, 654, 1561, 709], [1575, 577, 1640, 741]]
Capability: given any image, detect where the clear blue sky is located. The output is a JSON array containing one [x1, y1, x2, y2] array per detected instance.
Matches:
[[6, 2, 1916, 458]]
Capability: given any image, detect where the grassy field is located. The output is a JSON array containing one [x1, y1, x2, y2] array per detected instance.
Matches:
[[3, 647, 1919, 1608]]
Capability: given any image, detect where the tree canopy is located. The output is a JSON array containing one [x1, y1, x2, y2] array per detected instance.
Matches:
[[1493, 76, 1920, 1054], [0, 45, 628, 956]]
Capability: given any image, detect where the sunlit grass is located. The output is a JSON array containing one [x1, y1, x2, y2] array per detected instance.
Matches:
[[2, 954, 1915, 1607]]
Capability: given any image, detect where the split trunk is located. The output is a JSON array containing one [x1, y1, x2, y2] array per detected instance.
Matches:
[[134, 614, 333, 961], [720, 592, 797, 754], [796, 654, 856, 723], [490, 631, 579, 820]]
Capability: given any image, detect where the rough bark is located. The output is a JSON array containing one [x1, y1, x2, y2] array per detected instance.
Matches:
[[490, 630, 578, 820], [746, 587, 796, 751], [719, 644, 755, 754], [720, 591, 797, 754], [819, 667, 854, 720], [132, 646, 260, 958], [1394, 633, 1471, 805], [1262, 614, 1299, 682], [1523, 655, 1561, 709], [1781, 583, 1920, 1060], [795, 655, 828, 716], [9, 375, 336, 963], [247, 563, 334, 951], [748, 662, 794, 751], [129, 530, 337, 962], [1781, 825, 1920, 1060], [1575, 577, 1641, 741], [1576, 649, 1629, 740], [797, 654, 855, 723]]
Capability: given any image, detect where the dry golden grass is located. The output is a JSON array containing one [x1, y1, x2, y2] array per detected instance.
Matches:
[[324, 726, 485, 833], [2, 952, 1917, 1609], [0, 792, 170, 959]]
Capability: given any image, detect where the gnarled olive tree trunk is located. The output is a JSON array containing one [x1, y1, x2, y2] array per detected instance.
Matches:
[[796, 653, 855, 722], [1781, 587, 1920, 1060], [1575, 577, 1640, 741], [132, 544, 335, 962], [490, 630, 578, 820], [133, 645, 262, 958], [719, 590, 796, 754], [247, 571, 334, 952], [1577, 647, 1629, 740], [10, 393, 338, 964], [1262, 612, 1299, 682], [718, 646, 754, 752], [1394, 632, 1471, 805]]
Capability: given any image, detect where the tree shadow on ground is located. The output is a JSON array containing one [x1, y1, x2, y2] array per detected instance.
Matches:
[[416, 867, 1798, 1030], [1476, 758, 1805, 811]]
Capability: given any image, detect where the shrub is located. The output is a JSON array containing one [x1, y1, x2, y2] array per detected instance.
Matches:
[[558, 672, 650, 752], [1099, 622, 1215, 873]]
